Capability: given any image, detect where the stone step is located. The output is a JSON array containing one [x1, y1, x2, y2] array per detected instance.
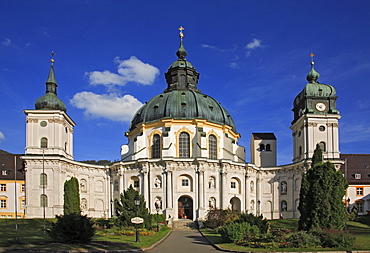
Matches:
[[173, 219, 196, 231]]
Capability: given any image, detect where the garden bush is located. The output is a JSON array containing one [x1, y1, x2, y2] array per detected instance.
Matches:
[[217, 222, 260, 243], [287, 231, 321, 248], [310, 228, 355, 248], [48, 214, 95, 243], [236, 212, 269, 234]]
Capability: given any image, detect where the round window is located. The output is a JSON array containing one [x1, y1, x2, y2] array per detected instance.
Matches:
[[40, 121, 47, 127], [319, 125, 326, 132]]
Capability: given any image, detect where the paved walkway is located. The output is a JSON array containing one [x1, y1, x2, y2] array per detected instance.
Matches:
[[147, 230, 218, 253]]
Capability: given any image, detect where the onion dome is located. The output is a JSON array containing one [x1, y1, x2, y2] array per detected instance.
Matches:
[[292, 54, 339, 123], [130, 27, 237, 132], [301, 59, 336, 98], [35, 56, 66, 112]]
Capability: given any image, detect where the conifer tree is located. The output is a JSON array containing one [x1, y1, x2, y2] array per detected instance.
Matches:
[[114, 185, 151, 228], [63, 177, 80, 215], [298, 145, 348, 231]]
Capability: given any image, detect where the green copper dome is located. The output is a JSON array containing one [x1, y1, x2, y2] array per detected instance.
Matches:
[[130, 90, 237, 132], [300, 63, 337, 99], [129, 27, 237, 132], [35, 61, 67, 112]]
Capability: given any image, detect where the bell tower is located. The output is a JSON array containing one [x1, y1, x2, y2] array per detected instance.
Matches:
[[290, 54, 341, 163], [24, 53, 75, 159]]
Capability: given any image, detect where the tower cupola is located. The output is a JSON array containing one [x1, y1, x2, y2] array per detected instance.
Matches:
[[35, 53, 66, 112]]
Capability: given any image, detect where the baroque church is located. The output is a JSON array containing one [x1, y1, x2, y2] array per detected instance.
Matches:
[[21, 29, 343, 221]]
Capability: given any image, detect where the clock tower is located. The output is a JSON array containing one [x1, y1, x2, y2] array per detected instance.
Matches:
[[291, 55, 341, 163]]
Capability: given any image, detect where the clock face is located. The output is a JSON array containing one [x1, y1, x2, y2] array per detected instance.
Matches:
[[316, 102, 326, 111]]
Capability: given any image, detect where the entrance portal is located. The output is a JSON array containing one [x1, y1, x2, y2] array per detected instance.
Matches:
[[178, 196, 193, 220]]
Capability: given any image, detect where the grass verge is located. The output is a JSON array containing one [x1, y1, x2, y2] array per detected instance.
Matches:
[[0, 218, 170, 251]]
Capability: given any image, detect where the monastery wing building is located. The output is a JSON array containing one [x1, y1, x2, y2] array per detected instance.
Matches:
[[21, 29, 343, 221]]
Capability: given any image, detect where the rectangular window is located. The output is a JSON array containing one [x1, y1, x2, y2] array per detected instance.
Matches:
[[1, 170, 7, 175], [133, 180, 139, 188], [356, 187, 364, 196], [357, 202, 363, 212], [0, 199, 6, 208], [21, 184, 25, 192], [355, 174, 362, 179], [231, 182, 236, 189], [182, 179, 189, 186], [21, 199, 26, 209], [0, 184, 6, 192]]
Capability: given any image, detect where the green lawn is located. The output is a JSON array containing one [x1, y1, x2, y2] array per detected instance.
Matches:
[[0, 218, 170, 250], [202, 216, 370, 251]]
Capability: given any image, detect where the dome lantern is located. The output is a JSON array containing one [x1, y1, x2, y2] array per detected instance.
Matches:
[[164, 26, 200, 93]]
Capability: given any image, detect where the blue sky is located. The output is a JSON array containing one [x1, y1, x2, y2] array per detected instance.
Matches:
[[1, 1, 370, 165]]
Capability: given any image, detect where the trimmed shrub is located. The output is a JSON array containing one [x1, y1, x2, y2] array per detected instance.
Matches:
[[287, 231, 320, 248], [310, 228, 355, 248], [236, 212, 269, 234], [217, 222, 260, 243], [48, 214, 95, 243]]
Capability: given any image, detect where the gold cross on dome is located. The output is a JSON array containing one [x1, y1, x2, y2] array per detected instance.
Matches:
[[50, 51, 56, 63], [309, 53, 315, 65], [179, 26, 185, 38]]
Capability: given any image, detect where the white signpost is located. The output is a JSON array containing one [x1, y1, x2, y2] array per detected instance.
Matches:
[[131, 217, 144, 224]]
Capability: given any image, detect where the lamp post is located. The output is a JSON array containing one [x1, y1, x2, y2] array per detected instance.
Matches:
[[134, 195, 140, 243], [156, 207, 160, 232]]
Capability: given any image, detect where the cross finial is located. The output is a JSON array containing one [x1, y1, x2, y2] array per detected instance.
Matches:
[[50, 51, 56, 63], [178, 26, 185, 38], [309, 53, 315, 66]]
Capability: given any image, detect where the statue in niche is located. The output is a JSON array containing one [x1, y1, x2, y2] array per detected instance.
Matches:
[[155, 197, 162, 209], [281, 201, 287, 211], [154, 176, 161, 188], [208, 177, 215, 188], [209, 197, 216, 209], [81, 198, 87, 210], [281, 181, 287, 193], [80, 180, 86, 191]]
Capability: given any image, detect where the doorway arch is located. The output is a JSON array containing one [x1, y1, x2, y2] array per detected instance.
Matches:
[[230, 197, 241, 211], [178, 196, 193, 220]]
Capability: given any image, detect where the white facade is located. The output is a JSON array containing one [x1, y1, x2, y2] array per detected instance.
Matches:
[[21, 41, 343, 221]]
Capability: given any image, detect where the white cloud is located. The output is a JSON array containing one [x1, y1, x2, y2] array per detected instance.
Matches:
[[70, 92, 143, 122], [86, 56, 159, 87], [202, 44, 218, 50], [229, 62, 240, 69], [1, 38, 12, 47], [0, 131, 4, 142], [245, 38, 263, 49]]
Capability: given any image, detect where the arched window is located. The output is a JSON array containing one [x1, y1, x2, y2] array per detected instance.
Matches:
[[40, 173, 47, 187], [259, 144, 265, 151], [179, 132, 190, 158], [209, 135, 217, 159], [266, 144, 271, 151], [40, 194, 48, 207], [40, 137, 48, 148], [152, 134, 161, 158], [319, 141, 326, 152]]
